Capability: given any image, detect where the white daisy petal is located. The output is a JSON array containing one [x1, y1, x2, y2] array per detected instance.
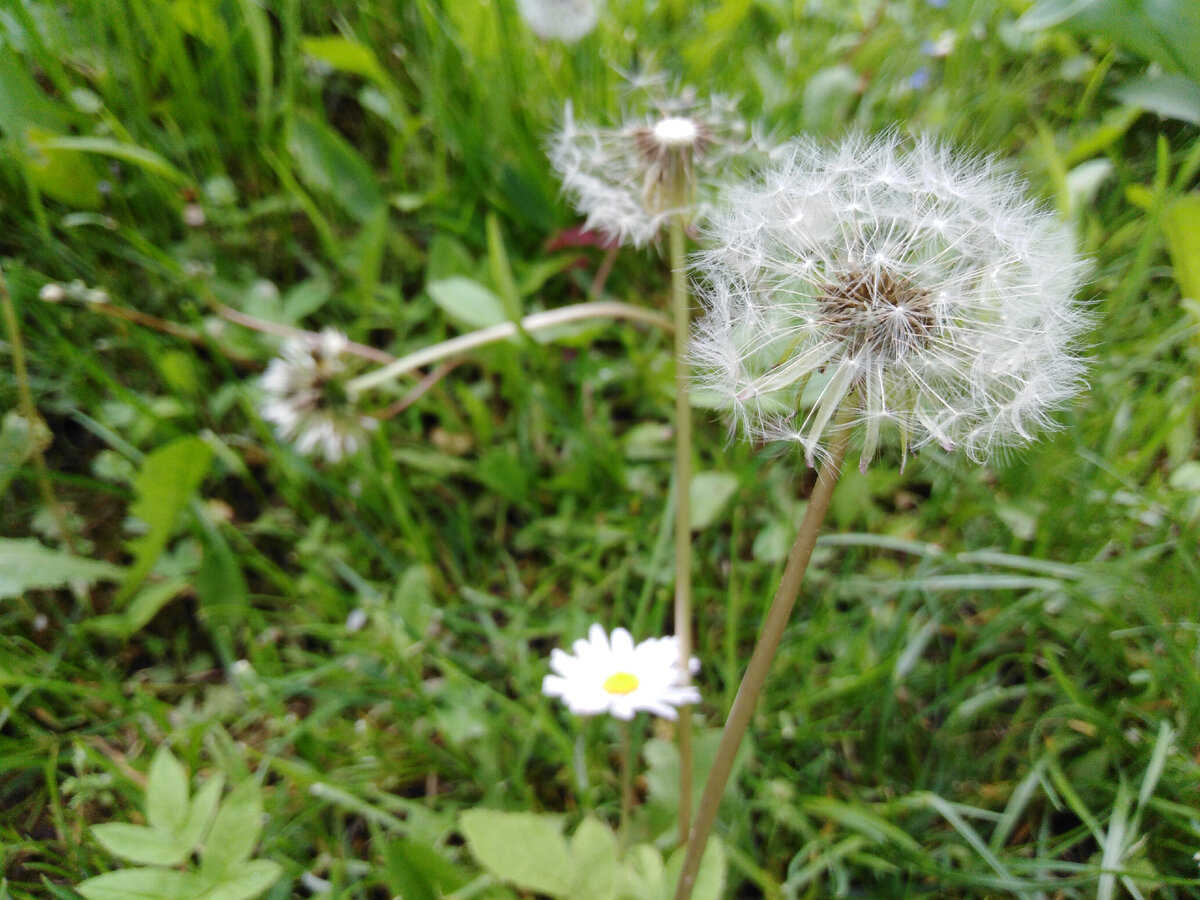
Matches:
[[541, 623, 700, 721]]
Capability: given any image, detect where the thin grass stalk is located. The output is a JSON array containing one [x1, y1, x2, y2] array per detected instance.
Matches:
[[669, 216, 695, 841], [672, 425, 851, 900], [0, 267, 78, 554]]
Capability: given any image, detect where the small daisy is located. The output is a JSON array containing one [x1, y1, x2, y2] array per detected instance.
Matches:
[[549, 80, 769, 248], [542, 624, 700, 720], [515, 0, 602, 43], [259, 328, 378, 462]]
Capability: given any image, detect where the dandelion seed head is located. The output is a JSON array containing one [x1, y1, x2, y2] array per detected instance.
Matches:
[[549, 79, 771, 247], [515, 0, 602, 43], [259, 328, 378, 463], [689, 132, 1092, 471]]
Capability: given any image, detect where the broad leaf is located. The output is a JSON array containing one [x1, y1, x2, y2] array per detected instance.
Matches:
[[427, 277, 508, 329], [568, 818, 620, 900], [201, 780, 264, 878], [77, 869, 203, 900], [1115, 73, 1200, 125], [193, 861, 282, 900], [0, 538, 124, 600], [382, 838, 470, 900], [90, 823, 194, 868], [146, 747, 190, 833], [664, 839, 725, 900], [288, 114, 383, 222], [460, 809, 573, 896], [689, 471, 739, 530]]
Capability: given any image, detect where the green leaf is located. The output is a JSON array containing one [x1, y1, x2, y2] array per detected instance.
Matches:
[[38, 136, 189, 184], [120, 436, 214, 602], [664, 839, 725, 900], [1114, 73, 1200, 125], [382, 838, 470, 900], [460, 810, 573, 896], [485, 213, 523, 322], [1018, 0, 1200, 81], [802, 65, 859, 134], [77, 869, 203, 900], [427, 277, 508, 329], [201, 780, 264, 878], [24, 125, 103, 209], [568, 818, 620, 900], [0, 538, 124, 600], [179, 773, 226, 854], [287, 114, 383, 222], [169, 0, 229, 46], [300, 36, 390, 86], [1164, 193, 1200, 301], [688, 471, 739, 531], [146, 747, 190, 833], [90, 823, 194, 867], [193, 861, 282, 900]]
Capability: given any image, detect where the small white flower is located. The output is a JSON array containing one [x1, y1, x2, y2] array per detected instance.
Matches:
[[689, 133, 1092, 470], [542, 623, 699, 720], [516, 0, 602, 43], [259, 328, 378, 462], [549, 80, 768, 248]]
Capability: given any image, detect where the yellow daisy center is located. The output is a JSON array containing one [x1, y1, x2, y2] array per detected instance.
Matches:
[[602, 671, 640, 695]]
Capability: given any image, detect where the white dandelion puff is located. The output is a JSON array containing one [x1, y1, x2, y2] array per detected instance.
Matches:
[[689, 133, 1092, 471], [542, 623, 700, 721], [549, 81, 771, 248], [259, 328, 379, 462], [516, 0, 602, 43]]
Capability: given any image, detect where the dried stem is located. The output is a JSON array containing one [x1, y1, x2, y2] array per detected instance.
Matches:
[[347, 301, 672, 396]]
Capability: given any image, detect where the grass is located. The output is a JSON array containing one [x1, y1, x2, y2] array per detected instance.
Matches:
[[2, 0, 1199, 897]]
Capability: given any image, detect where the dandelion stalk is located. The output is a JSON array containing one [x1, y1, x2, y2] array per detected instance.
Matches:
[[669, 215, 695, 841], [672, 423, 850, 900], [347, 301, 671, 396], [0, 267, 78, 554]]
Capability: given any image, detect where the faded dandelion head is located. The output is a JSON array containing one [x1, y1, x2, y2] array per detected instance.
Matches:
[[515, 0, 602, 43], [542, 624, 700, 721], [689, 133, 1092, 471], [549, 81, 768, 248], [259, 328, 378, 462]]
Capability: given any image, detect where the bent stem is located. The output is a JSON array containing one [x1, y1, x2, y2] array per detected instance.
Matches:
[[346, 301, 672, 396], [669, 216, 695, 842], [672, 427, 851, 900]]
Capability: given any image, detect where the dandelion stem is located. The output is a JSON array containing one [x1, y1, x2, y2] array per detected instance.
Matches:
[[672, 425, 851, 900], [0, 267, 79, 554], [346, 301, 672, 396], [669, 217, 695, 842]]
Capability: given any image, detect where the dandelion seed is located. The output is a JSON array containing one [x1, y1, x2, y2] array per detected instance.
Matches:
[[542, 623, 700, 720], [259, 328, 378, 462], [549, 80, 769, 248], [516, 0, 603, 43], [689, 133, 1092, 471]]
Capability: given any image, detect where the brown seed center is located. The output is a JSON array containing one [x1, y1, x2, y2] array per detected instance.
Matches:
[[817, 268, 935, 357]]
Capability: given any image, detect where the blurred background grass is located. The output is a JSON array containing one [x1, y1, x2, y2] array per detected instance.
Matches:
[[1, 0, 1199, 897]]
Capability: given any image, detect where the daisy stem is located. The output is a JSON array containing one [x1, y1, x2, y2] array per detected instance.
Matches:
[[671, 426, 851, 900], [668, 216, 695, 843], [619, 719, 633, 852], [345, 301, 672, 397]]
